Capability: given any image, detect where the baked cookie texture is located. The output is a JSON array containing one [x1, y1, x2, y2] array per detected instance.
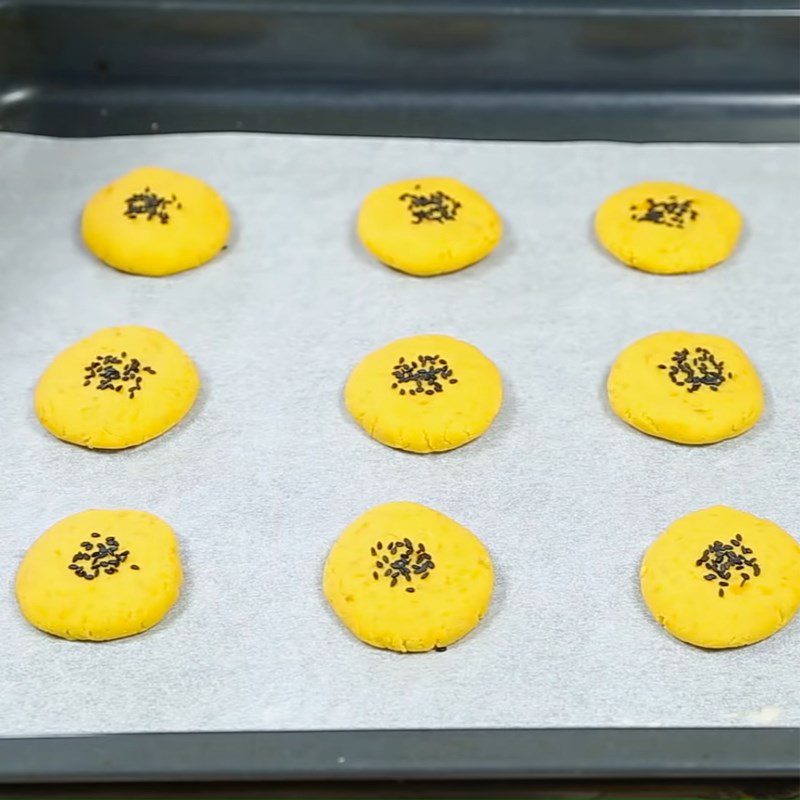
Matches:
[[607, 331, 763, 445], [641, 506, 800, 648], [595, 181, 741, 274], [345, 334, 502, 453], [35, 325, 200, 449], [16, 509, 183, 641], [357, 177, 502, 276], [323, 501, 494, 652], [82, 166, 230, 276]]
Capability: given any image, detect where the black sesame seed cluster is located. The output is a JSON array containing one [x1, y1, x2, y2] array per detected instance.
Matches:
[[82, 352, 157, 399], [658, 347, 730, 393], [398, 186, 461, 224], [124, 187, 182, 224], [370, 538, 435, 593], [68, 532, 140, 581], [629, 196, 698, 228], [696, 533, 760, 598], [391, 354, 458, 397]]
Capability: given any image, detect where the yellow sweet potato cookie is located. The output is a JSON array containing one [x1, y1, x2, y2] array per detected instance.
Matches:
[[641, 506, 800, 649], [345, 334, 502, 453], [357, 177, 502, 276], [82, 166, 230, 276], [607, 331, 763, 445], [595, 181, 741, 274], [35, 325, 200, 449], [323, 501, 494, 652], [16, 509, 183, 641]]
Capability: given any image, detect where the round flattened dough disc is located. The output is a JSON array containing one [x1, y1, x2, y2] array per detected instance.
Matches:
[[16, 508, 183, 641], [82, 166, 230, 276], [345, 333, 503, 453], [607, 331, 763, 445], [357, 177, 502, 276], [323, 501, 494, 652], [35, 325, 200, 449], [641, 506, 800, 648], [595, 181, 741, 274]]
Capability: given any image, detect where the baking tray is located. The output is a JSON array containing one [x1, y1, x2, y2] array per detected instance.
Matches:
[[1, 0, 799, 788], [1, 130, 798, 785]]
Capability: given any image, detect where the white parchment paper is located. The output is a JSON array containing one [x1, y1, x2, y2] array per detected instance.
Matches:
[[0, 132, 798, 736]]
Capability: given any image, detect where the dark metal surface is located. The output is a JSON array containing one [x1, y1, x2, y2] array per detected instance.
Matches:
[[1, 0, 798, 140], [3, 777, 800, 799], [0, 729, 798, 783]]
